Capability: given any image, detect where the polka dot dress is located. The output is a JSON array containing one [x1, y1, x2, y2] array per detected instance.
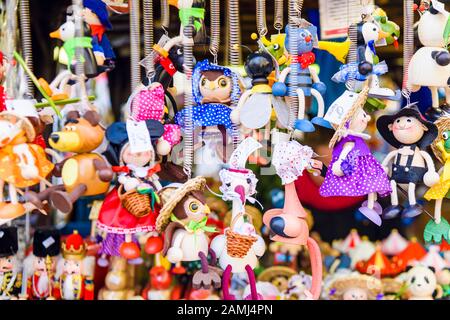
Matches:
[[320, 135, 392, 197]]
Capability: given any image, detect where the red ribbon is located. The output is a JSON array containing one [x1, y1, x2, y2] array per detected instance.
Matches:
[[147, 163, 161, 177], [291, 52, 316, 69], [112, 166, 130, 174], [90, 24, 105, 42]]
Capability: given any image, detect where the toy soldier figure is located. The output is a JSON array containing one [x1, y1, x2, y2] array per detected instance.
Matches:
[[25, 228, 61, 300], [0, 227, 22, 299], [58, 230, 94, 300]]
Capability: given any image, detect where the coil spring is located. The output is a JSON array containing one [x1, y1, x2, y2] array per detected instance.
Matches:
[[345, 23, 358, 91], [256, 0, 268, 37], [287, 0, 303, 128], [143, 0, 155, 78], [183, 24, 195, 178], [274, 0, 283, 32], [402, 0, 414, 103], [5, 0, 18, 97], [130, 0, 141, 91], [161, 0, 170, 34], [227, 0, 242, 66], [210, 0, 220, 64], [19, 0, 33, 96]]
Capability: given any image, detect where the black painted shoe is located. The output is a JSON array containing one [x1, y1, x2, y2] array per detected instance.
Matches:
[[402, 204, 423, 218], [425, 106, 444, 122], [382, 205, 402, 220]]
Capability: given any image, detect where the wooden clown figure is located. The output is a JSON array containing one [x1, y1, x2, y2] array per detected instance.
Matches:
[[156, 176, 221, 290], [262, 134, 323, 300], [376, 104, 440, 219], [0, 227, 22, 299], [57, 231, 94, 300], [24, 228, 61, 300], [210, 137, 266, 300]]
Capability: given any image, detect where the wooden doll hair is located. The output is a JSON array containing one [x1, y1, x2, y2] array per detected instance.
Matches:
[[328, 84, 370, 149], [432, 115, 450, 163]]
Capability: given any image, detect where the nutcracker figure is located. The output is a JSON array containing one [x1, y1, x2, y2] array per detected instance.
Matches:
[[57, 230, 94, 300], [25, 228, 61, 300], [0, 227, 21, 299]]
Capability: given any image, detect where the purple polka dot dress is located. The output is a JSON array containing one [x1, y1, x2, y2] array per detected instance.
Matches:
[[320, 135, 391, 197]]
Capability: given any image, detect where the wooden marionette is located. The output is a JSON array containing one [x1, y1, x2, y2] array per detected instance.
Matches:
[[423, 115, 450, 244], [57, 230, 94, 300], [96, 119, 165, 265], [156, 176, 221, 290], [24, 228, 61, 300], [376, 104, 440, 220], [210, 138, 266, 300], [0, 105, 55, 224], [25, 110, 113, 215], [408, 0, 450, 120], [175, 60, 242, 163], [261, 134, 322, 300], [81, 0, 116, 69], [0, 227, 22, 300], [230, 51, 290, 131], [272, 20, 330, 132], [319, 86, 392, 226]]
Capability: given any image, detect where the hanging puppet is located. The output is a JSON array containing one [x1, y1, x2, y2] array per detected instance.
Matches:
[[376, 103, 440, 219], [97, 119, 165, 264], [407, 0, 450, 120], [0, 107, 54, 223], [210, 138, 266, 300], [319, 86, 392, 226], [423, 115, 450, 244], [156, 176, 221, 290], [272, 21, 330, 132], [262, 134, 322, 300], [231, 51, 289, 131], [82, 0, 116, 69], [175, 60, 241, 162]]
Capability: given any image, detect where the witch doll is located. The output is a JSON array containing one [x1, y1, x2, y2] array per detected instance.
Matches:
[[319, 86, 392, 226], [97, 119, 165, 265]]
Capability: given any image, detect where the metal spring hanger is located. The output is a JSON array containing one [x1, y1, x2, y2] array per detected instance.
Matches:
[[209, 0, 220, 65], [227, 0, 242, 149], [402, 0, 414, 106], [129, 0, 141, 91], [4, 0, 18, 98], [181, 6, 196, 179], [287, 0, 303, 130], [274, 0, 284, 33], [256, 0, 268, 39], [19, 0, 33, 96], [161, 0, 170, 35], [143, 0, 155, 80]]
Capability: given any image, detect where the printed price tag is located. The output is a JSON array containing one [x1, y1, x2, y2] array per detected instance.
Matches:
[[126, 119, 153, 153], [324, 90, 358, 126]]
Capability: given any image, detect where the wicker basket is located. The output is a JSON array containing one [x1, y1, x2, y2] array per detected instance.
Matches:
[[226, 212, 257, 258], [118, 185, 151, 218]]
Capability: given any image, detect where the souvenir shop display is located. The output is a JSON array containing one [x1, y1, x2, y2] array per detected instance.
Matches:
[[2, 0, 450, 303]]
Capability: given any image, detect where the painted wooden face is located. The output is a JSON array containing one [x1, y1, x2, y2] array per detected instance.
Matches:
[[0, 256, 14, 272], [199, 71, 232, 104], [389, 116, 428, 145], [121, 144, 154, 167], [62, 259, 82, 275], [0, 119, 23, 147], [349, 109, 371, 133], [173, 192, 210, 223]]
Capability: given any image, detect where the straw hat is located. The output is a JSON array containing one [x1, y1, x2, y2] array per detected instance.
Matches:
[[0, 111, 36, 142], [381, 278, 403, 297], [258, 266, 297, 291], [330, 273, 382, 300], [156, 176, 206, 232]]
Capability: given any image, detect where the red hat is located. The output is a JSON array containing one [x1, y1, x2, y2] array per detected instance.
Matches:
[[391, 237, 427, 272], [61, 230, 87, 260], [356, 244, 402, 277]]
